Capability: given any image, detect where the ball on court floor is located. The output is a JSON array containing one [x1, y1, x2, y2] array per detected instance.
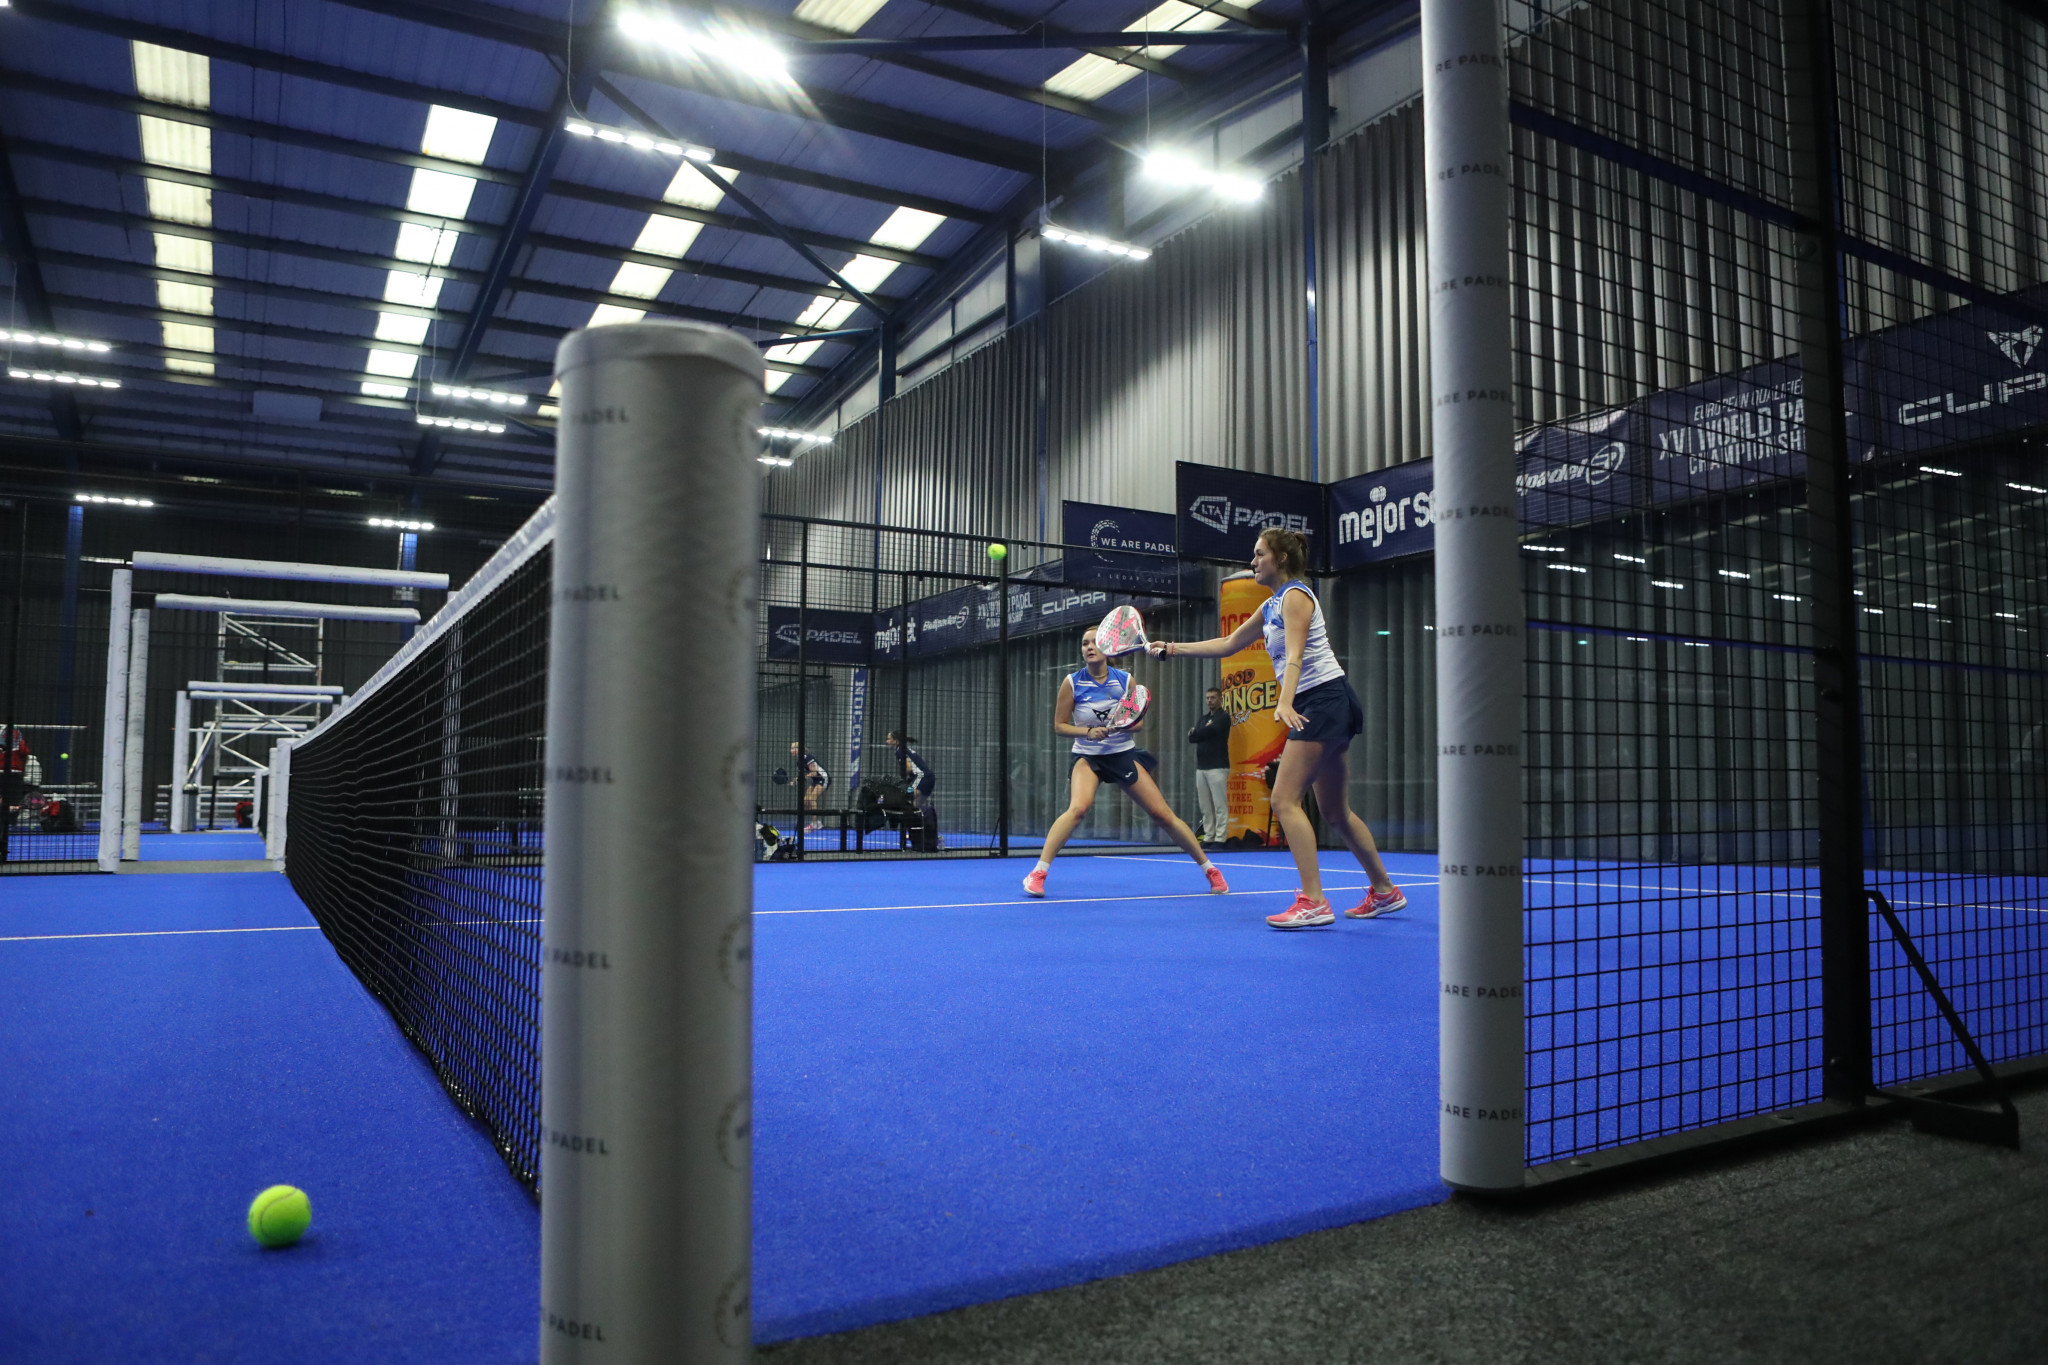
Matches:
[[986, 542, 1007, 561], [247, 1185, 311, 1248]]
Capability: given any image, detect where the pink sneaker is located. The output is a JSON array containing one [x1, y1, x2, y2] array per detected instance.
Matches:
[[1347, 885, 1408, 919], [1266, 893, 1335, 930], [1022, 868, 1047, 898], [1205, 866, 1230, 895]]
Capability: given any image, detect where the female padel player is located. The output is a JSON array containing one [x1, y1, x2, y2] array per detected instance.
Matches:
[[1153, 528, 1405, 929], [1023, 628, 1228, 898]]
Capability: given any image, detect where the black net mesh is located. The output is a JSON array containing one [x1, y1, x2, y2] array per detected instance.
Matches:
[[286, 543, 551, 1189]]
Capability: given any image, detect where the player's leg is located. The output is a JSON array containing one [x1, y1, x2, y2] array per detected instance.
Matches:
[[1130, 765, 1220, 892], [1268, 738, 1328, 903], [1026, 760, 1099, 894], [1311, 744, 1405, 917]]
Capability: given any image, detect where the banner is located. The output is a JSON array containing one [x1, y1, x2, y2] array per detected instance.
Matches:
[[1219, 575, 1284, 845], [765, 606, 872, 665], [1329, 458, 1436, 569], [847, 667, 867, 788], [1175, 463, 1326, 569], [1061, 500, 1181, 593], [1644, 358, 1807, 504], [1860, 293, 2048, 456], [1514, 405, 1639, 528]]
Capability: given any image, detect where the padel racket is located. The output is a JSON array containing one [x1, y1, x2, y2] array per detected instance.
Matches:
[[1106, 682, 1151, 730], [1095, 604, 1150, 656]]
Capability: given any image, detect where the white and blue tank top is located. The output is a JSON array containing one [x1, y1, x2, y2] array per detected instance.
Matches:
[[1068, 666, 1137, 756], [1260, 581, 1344, 692]]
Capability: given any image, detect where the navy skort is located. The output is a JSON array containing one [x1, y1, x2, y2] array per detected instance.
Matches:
[[1083, 748, 1159, 787], [1288, 676, 1364, 746]]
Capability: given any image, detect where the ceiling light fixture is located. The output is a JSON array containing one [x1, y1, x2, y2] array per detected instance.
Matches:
[[1918, 465, 1962, 477], [432, 383, 528, 408], [1139, 149, 1264, 203], [415, 414, 506, 434], [565, 119, 716, 162], [1042, 224, 1152, 260], [369, 517, 435, 531], [2009, 482, 2047, 495], [758, 455, 795, 468], [759, 426, 832, 444], [3, 329, 112, 353], [11, 368, 119, 389], [76, 493, 154, 507], [617, 10, 792, 85]]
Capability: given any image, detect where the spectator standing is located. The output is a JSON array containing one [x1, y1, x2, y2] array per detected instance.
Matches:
[[1187, 688, 1232, 844]]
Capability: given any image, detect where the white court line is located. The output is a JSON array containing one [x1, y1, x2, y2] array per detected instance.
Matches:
[[1101, 853, 1436, 884], [759, 888, 1293, 916], [0, 924, 318, 944]]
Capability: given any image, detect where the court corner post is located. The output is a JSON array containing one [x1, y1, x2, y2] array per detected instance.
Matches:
[[265, 739, 293, 865], [96, 567, 132, 871], [1423, 0, 1526, 1193], [541, 322, 764, 1363]]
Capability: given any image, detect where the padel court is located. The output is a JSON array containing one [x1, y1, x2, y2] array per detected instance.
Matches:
[[8, 841, 2041, 1358]]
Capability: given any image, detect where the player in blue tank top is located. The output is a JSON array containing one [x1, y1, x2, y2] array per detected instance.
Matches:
[[1154, 527, 1406, 930], [1021, 627, 1228, 899]]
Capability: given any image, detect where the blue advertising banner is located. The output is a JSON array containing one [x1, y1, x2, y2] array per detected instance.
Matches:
[[1329, 459, 1435, 569], [1514, 405, 1639, 527], [1175, 463, 1326, 568], [1644, 358, 1807, 504], [846, 667, 867, 787], [1859, 292, 2048, 457], [1061, 499, 1180, 593], [766, 606, 872, 664]]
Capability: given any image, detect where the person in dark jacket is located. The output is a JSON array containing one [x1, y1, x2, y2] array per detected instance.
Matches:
[[1187, 687, 1232, 844], [886, 730, 940, 851]]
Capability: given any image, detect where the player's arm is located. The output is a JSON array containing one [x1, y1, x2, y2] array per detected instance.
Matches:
[[1052, 677, 1106, 742], [1152, 613, 1264, 660], [1274, 590, 1313, 729]]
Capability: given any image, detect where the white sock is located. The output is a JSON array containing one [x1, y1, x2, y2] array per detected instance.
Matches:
[[1197, 859, 1216, 873], [1033, 859, 1052, 875]]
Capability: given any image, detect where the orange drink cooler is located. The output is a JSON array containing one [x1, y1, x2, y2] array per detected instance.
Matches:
[[1218, 575, 1284, 845]]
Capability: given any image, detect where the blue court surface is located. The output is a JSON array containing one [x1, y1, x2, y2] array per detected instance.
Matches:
[[0, 850, 1445, 1361], [137, 830, 269, 861]]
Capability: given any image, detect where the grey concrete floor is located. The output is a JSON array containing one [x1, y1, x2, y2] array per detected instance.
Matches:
[[764, 1087, 2048, 1364]]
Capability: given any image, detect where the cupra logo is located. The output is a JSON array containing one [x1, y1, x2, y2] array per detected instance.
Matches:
[[1990, 326, 2042, 369]]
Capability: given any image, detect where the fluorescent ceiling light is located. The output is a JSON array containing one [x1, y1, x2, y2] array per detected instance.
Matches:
[[758, 455, 796, 467], [2009, 482, 2047, 494], [77, 492, 154, 506], [1774, 594, 1801, 602], [421, 106, 497, 165], [1717, 569, 1751, 579], [415, 415, 506, 434], [1140, 149, 1263, 203], [361, 381, 410, 399], [565, 120, 715, 162], [1651, 580, 1685, 589], [1547, 564, 1588, 573], [3, 330, 112, 353], [11, 368, 119, 389], [1918, 465, 1962, 477], [406, 169, 478, 219], [433, 384, 527, 408], [1043, 224, 1152, 260], [792, 0, 888, 32], [369, 517, 435, 531], [1612, 553, 1646, 564], [1521, 544, 1565, 554], [1996, 611, 2021, 619], [760, 427, 831, 444], [618, 10, 791, 85]]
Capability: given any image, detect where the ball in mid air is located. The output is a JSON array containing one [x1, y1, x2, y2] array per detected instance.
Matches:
[[986, 542, 1008, 562], [247, 1185, 312, 1248]]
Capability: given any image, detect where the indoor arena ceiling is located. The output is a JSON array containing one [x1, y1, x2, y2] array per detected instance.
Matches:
[[0, 0, 1415, 494]]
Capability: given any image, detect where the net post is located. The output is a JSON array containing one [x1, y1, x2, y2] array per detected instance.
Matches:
[[541, 322, 762, 1363], [97, 568, 131, 871], [796, 520, 809, 861], [998, 551, 1010, 858], [1784, 0, 1870, 1105], [265, 739, 292, 864], [170, 690, 191, 833], [121, 606, 150, 862], [1422, 0, 1526, 1192]]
